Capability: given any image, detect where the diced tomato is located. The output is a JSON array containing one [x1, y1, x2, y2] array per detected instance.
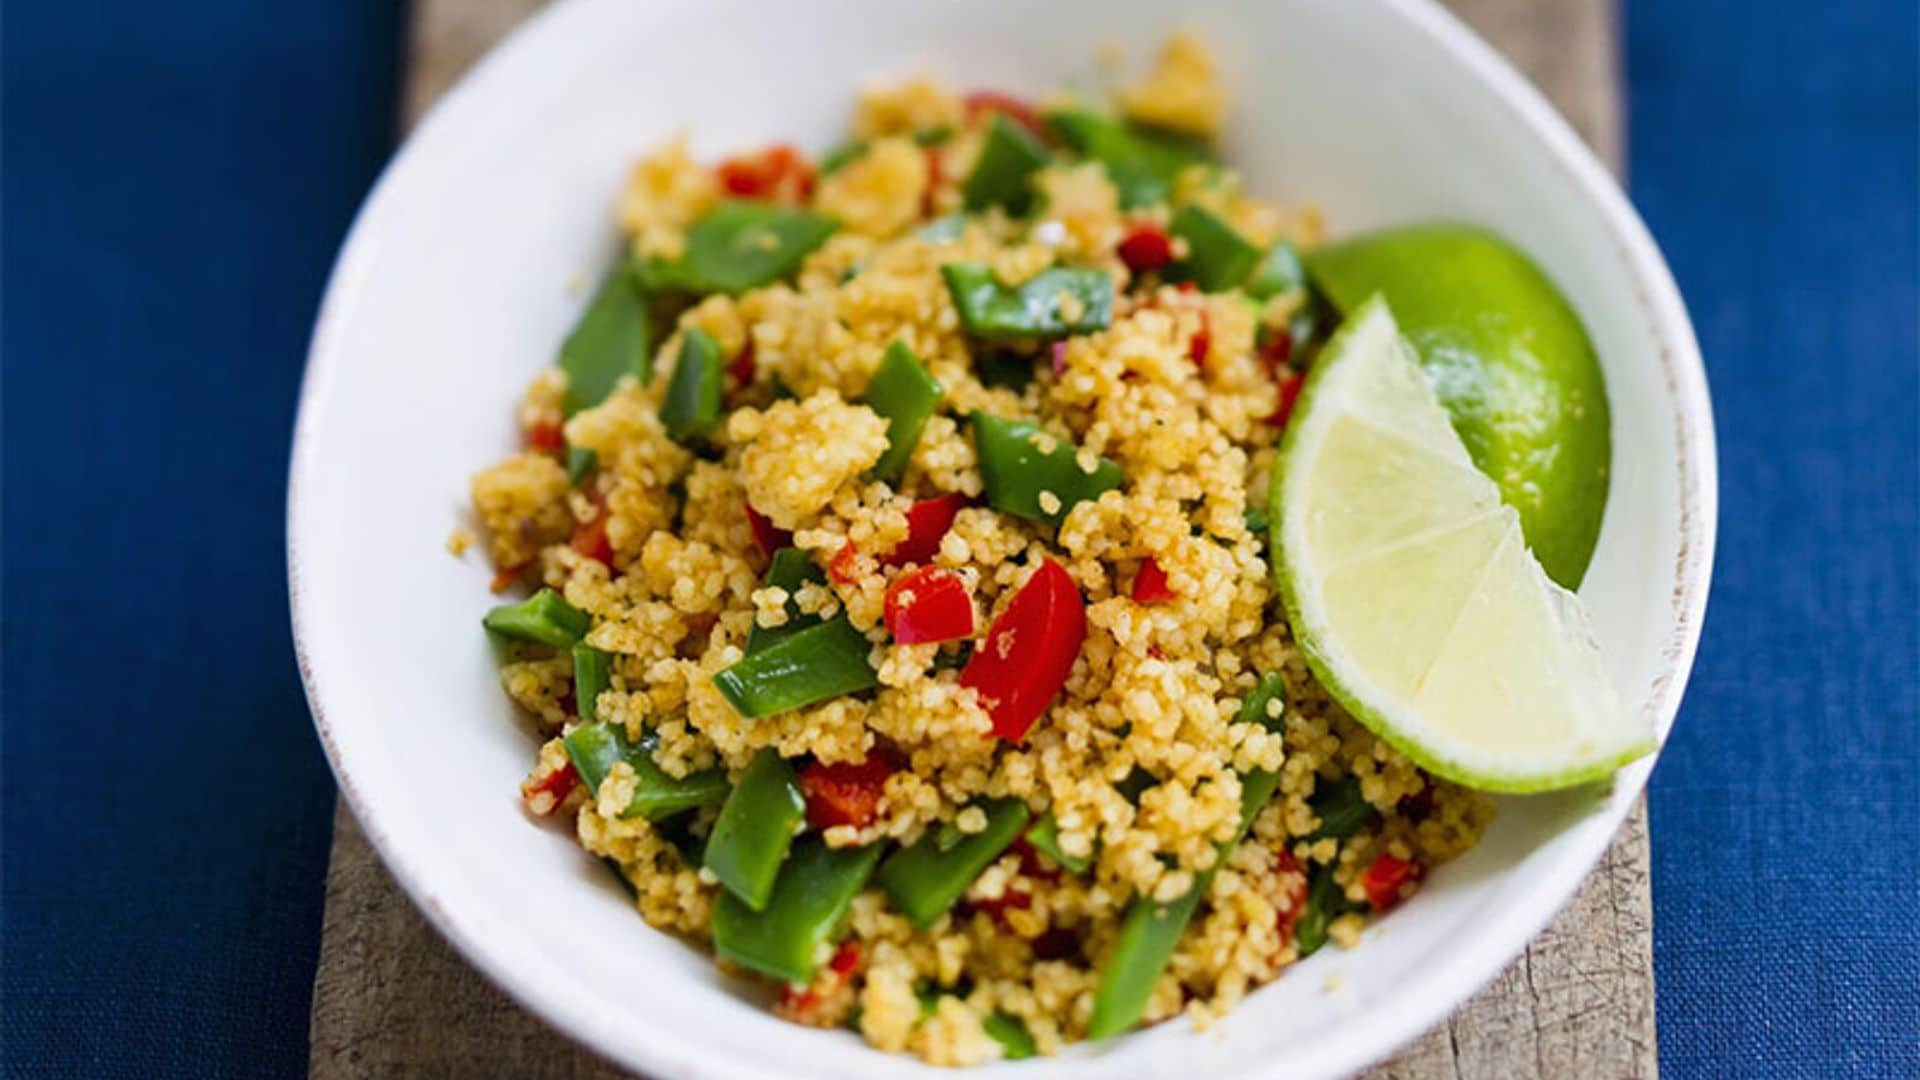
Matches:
[[1272, 848, 1310, 945], [745, 502, 791, 559], [964, 90, 1046, 141], [885, 493, 967, 566], [829, 541, 861, 585], [520, 761, 578, 815], [716, 143, 815, 204], [570, 505, 614, 566], [797, 757, 896, 830], [971, 887, 1032, 932], [490, 562, 526, 593], [1131, 557, 1176, 604], [960, 559, 1086, 742], [1117, 222, 1175, 275], [1267, 368, 1305, 427], [727, 341, 756, 387], [885, 566, 974, 645], [1189, 314, 1212, 367], [1357, 853, 1427, 912], [527, 420, 565, 453]]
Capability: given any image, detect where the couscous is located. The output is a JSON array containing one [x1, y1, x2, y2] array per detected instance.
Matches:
[[467, 34, 1495, 1065]]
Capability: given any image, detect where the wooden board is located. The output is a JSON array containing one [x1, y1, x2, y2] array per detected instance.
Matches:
[[312, 3, 1654, 1075]]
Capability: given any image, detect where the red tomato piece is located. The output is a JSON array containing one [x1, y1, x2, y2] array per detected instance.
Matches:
[[1268, 368, 1305, 427], [744, 502, 791, 559], [716, 143, 815, 204], [884, 566, 974, 645], [1117, 222, 1175, 275], [885, 493, 966, 566], [1131, 557, 1176, 604], [959, 559, 1086, 741], [797, 757, 896, 830], [828, 541, 863, 585], [520, 761, 578, 815], [1357, 853, 1427, 912], [570, 505, 614, 566], [489, 562, 525, 593], [963, 90, 1046, 141], [527, 420, 565, 453], [1272, 848, 1310, 946]]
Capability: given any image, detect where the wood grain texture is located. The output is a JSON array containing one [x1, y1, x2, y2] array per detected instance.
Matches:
[[312, 2, 1654, 1075]]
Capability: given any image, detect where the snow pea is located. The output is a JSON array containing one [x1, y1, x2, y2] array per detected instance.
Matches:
[[1088, 766, 1280, 1039], [562, 721, 730, 821], [941, 263, 1113, 341], [1245, 238, 1307, 301], [712, 616, 879, 718], [572, 644, 613, 723], [745, 548, 828, 653], [1043, 108, 1215, 209], [661, 327, 723, 444], [560, 259, 652, 415], [982, 1013, 1037, 1061], [1169, 203, 1261, 293], [1305, 777, 1375, 843], [482, 588, 590, 647], [1294, 865, 1358, 958], [970, 411, 1123, 528], [712, 835, 883, 983], [1024, 813, 1091, 874], [566, 446, 597, 486], [642, 201, 838, 295], [704, 748, 807, 911], [865, 341, 944, 483], [877, 798, 1031, 928], [1237, 671, 1288, 732], [963, 113, 1050, 214]]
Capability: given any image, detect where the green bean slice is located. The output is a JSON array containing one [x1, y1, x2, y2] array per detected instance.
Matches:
[[560, 259, 652, 415], [712, 616, 879, 718], [963, 113, 1050, 213], [941, 263, 1113, 341], [712, 835, 882, 984], [970, 411, 1123, 528], [865, 341, 944, 483], [571, 645, 613, 723], [643, 201, 838, 295], [561, 722, 729, 821], [704, 749, 806, 911], [745, 548, 827, 654], [1306, 777, 1375, 843], [565, 446, 598, 486], [1044, 108, 1215, 209], [877, 798, 1031, 928], [1169, 203, 1262, 293], [660, 327, 723, 443], [482, 588, 590, 647]]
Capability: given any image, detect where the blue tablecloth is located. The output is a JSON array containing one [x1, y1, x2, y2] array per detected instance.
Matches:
[[3, 1, 1914, 1076]]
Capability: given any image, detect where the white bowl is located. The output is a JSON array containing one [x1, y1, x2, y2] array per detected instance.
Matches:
[[289, 0, 1715, 1075]]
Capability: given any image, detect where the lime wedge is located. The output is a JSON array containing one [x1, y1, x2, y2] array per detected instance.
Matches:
[[1271, 296, 1651, 792], [1304, 225, 1609, 589]]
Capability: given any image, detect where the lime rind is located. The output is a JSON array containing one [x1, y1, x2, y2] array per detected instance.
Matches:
[[1271, 296, 1653, 794]]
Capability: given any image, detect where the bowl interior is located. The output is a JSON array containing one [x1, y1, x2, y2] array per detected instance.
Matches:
[[290, 0, 1711, 1076]]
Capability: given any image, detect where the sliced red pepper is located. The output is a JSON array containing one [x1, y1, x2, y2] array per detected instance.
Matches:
[[1131, 557, 1176, 604], [745, 502, 791, 559], [716, 143, 815, 204], [1357, 853, 1427, 912], [519, 760, 579, 815], [527, 420, 565, 453], [960, 559, 1085, 741], [1272, 848, 1310, 945], [797, 756, 896, 829], [776, 940, 861, 1024], [884, 493, 966, 567], [1189, 313, 1211, 367], [884, 566, 974, 645], [964, 90, 1045, 141], [570, 504, 614, 566], [727, 340, 756, 388], [829, 541, 861, 585], [1116, 222, 1174, 275], [1267, 368, 1305, 427], [490, 562, 526, 593]]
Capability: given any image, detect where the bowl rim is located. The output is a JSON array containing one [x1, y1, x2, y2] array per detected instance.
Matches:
[[287, 0, 1717, 1075]]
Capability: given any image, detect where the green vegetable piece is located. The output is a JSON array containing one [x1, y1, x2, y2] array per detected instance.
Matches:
[[561, 722, 729, 821], [1044, 108, 1215, 208], [1236, 672, 1288, 733], [1306, 777, 1375, 843], [661, 327, 723, 443], [971, 411, 1123, 528], [571, 645, 613, 723], [566, 446, 598, 486], [712, 836, 883, 983], [560, 260, 652, 415], [712, 617, 879, 718], [482, 588, 590, 647], [1242, 505, 1269, 538], [982, 1013, 1037, 1060], [645, 201, 838, 295], [913, 125, 954, 147], [1245, 239, 1307, 301], [918, 213, 968, 243], [865, 341, 944, 483], [963, 113, 1050, 213], [940, 263, 1113, 341], [1088, 767, 1279, 1039], [1024, 814, 1091, 875], [818, 139, 868, 176], [1294, 866, 1357, 958], [704, 749, 807, 910], [1169, 203, 1262, 292], [877, 798, 1031, 927], [745, 548, 828, 653]]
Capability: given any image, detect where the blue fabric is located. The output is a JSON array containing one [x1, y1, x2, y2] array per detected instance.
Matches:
[[1629, 1, 1920, 1077], [1, 2, 400, 1077], [3, 1, 1916, 1078]]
